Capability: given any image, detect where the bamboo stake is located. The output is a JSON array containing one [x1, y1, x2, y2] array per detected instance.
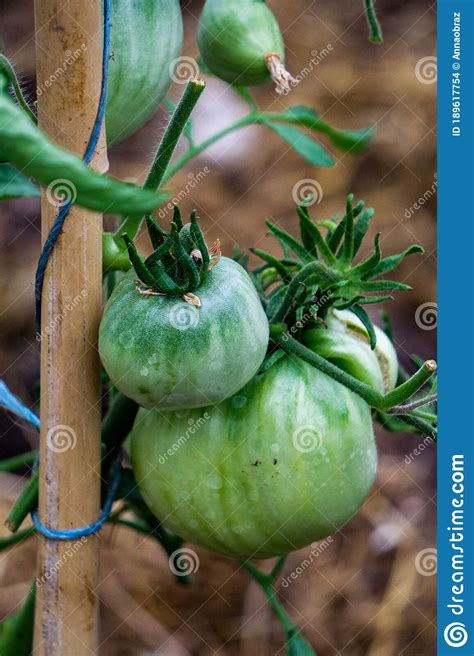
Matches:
[[33, 1, 106, 653]]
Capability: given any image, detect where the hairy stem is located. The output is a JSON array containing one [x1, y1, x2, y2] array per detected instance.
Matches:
[[276, 334, 436, 415], [117, 79, 205, 241], [0, 54, 37, 122]]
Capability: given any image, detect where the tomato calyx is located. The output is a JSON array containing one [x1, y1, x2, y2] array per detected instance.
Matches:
[[250, 194, 424, 350], [122, 206, 219, 302]]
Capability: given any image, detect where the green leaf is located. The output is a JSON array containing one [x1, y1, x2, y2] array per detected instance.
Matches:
[[266, 220, 313, 262], [350, 304, 377, 349], [353, 208, 374, 255], [369, 245, 424, 278], [263, 121, 335, 167], [284, 105, 374, 154], [0, 164, 39, 200]]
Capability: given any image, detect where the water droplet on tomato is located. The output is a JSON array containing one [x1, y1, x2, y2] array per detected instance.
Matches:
[[207, 475, 223, 490]]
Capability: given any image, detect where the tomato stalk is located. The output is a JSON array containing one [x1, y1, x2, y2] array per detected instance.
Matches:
[[0, 450, 36, 473], [276, 334, 437, 436], [162, 108, 373, 185], [0, 54, 36, 123], [363, 0, 383, 44], [242, 558, 315, 655], [115, 78, 206, 246]]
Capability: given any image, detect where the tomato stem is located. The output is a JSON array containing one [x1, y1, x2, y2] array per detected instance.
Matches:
[[242, 559, 295, 634], [0, 450, 36, 473], [276, 335, 436, 421], [116, 79, 205, 241], [0, 55, 37, 123], [363, 0, 384, 44]]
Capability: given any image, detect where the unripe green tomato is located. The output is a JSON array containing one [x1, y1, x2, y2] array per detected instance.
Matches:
[[131, 355, 377, 559], [332, 309, 398, 391], [197, 0, 293, 92], [303, 309, 398, 393], [106, 0, 183, 144], [99, 258, 269, 410]]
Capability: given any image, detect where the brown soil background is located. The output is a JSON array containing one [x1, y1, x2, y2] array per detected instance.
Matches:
[[0, 1, 436, 654]]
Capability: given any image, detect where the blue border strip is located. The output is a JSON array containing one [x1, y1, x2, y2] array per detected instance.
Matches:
[[438, 1, 473, 653]]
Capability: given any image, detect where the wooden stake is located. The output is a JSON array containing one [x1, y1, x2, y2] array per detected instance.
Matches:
[[33, 2, 106, 653]]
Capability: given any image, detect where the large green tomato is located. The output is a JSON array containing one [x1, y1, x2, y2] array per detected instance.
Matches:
[[303, 309, 398, 393], [131, 355, 377, 559], [99, 257, 269, 410], [106, 0, 183, 144]]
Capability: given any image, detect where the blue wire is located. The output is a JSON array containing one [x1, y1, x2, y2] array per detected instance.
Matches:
[[0, 377, 122, 540], [31, 455, 122, 541], [0, 380, 40, 430], [34, 0, 111, 333]]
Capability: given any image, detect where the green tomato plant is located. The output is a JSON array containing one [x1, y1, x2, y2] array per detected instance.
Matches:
[[0, 2, 434, 655]]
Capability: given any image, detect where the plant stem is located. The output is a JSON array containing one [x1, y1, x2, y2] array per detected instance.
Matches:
[[388, 394, 437, 414], [0, 526, 35, 551], [363, 0, 383, 44], [4, 471, 39, 533], [162, 114, 257, 184], [0, 451, 37, 473], [276, 334, 436, 415], [242, 561, 295, 634], [0, 54, 37, 122], [116, 79, 205, 241]]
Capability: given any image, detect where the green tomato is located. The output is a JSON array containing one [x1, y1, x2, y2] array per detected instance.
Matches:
[[131, 355, 377, 559], [303, 309, 398, 393], [106, 0, 183, 144], [197, 0, 287, 88], [99, 257, 269, 410]]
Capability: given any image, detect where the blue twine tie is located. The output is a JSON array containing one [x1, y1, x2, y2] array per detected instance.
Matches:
[[0, 379, 122, 540], [34, 0, 111, 334], [1, 0, 120, 541]]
